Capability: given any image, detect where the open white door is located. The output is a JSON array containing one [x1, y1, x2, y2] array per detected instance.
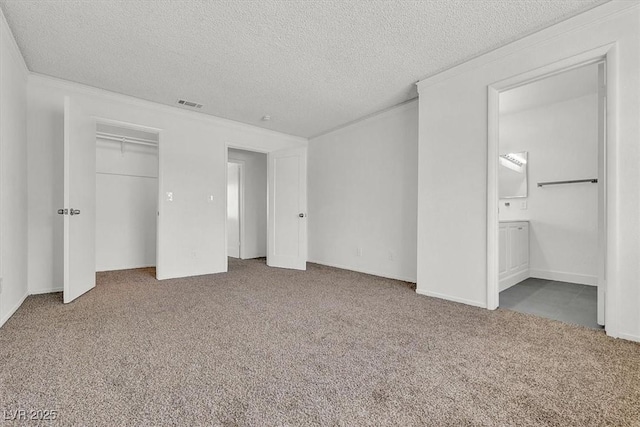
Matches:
[[267, 146, 307, 270], [62, 97, 96, 303]]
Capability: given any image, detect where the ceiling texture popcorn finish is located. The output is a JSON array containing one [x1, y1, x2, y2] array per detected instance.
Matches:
[[0, 0, 606, 137]]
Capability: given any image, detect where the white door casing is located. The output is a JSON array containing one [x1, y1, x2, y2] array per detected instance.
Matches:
[[498, 226, 508, 278], [63, 96, 96, 303], [596, 62, 606, 326], [267, 146, 307, 270], [487, 47, 613, 324]]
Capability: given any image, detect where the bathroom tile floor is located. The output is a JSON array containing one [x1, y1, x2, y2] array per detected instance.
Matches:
[[500, 278, 602, 329]]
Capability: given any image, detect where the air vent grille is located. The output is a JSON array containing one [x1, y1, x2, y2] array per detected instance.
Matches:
[[177, 99, 203, 109]]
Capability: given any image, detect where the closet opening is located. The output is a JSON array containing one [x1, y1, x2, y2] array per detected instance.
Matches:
[[226, 148, 267, 262], [95, 122, 159, 276]]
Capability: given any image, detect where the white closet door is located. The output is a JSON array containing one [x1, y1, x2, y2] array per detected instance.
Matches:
[[267, 146, 307, 270], [63, 96, 96, 303]]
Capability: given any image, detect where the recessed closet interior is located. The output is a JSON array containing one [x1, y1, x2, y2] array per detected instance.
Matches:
[[227, 148, 267, 260], [95, 123, 159, 272]]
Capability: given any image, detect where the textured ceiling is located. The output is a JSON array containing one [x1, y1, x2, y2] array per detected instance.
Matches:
[[1, 0, 607, 137], [500, 63, 599, 115]]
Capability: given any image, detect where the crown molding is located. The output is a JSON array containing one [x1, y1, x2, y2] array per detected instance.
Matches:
[[28, 72, 308, 145], [310, 97, 418, 140], [0, 6, 29, 77], [416, 0, 639, 92]]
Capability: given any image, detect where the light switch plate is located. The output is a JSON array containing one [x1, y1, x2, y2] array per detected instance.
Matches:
[[166, 192, 173, 202]]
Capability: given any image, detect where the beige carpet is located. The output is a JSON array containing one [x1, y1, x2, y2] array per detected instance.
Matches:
[[1, 258, 639, 426]]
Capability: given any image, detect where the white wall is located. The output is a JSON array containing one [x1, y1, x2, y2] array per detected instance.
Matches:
[[95, 128, 159, 271], [416, 2, 640, 341], [228, 148, 267, 259], [308, 101, 418, 282], [0, 9, 28, 326], [27, 74, 306, 293], [499, 94, 598, 285]]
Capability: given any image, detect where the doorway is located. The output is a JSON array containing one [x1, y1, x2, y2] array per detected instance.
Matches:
[[62, 97, 308, 305], [95, 122, 159, 273], [62, 97, 165, 303], [226, 148, 268, 261], [488, 59, 607, 329]]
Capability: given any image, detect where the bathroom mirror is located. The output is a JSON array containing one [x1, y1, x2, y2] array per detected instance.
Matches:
[[499, 151, 528, 198]]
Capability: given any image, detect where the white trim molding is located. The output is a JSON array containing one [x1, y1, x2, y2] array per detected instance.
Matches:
[[0, 7, 29, 77], [529, 269, 598, 286], [500, 270, 530, 292], [486, 42, 620, 338], [618, 333, 640, 343], [29, 288, 63, 295], [308, 259, 416, 284], [415, 289, 486, 309], [310, 98, 418, 140], [0, 292, 28, 328], [416, 1, 638, 92], [28, 73, 308, 146]]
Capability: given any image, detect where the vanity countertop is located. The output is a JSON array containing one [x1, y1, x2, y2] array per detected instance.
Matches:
[[499, 220, 530, 224]]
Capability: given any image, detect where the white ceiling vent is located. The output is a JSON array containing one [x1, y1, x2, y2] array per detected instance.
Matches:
[[177, 99, 203, 109]]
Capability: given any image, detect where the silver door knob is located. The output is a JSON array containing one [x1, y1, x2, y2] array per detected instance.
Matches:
[[57, 208, 68, 215], [70, 209, 81, 216], [299, 213, 306, 218]]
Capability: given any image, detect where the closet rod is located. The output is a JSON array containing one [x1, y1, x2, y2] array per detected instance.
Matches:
[[96, 132, 158, 147]]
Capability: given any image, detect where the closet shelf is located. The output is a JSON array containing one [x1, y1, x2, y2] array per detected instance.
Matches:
[[96, 131, 158, 147]]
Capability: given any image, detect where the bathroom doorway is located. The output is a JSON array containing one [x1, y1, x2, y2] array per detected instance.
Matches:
[[488, 60, 606, 329]]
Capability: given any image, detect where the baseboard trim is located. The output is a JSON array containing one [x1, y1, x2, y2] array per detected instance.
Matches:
[[0, 292, 29, 328], [157, 265, 226, 281], [499, 269, 529, 292], [307, 259, 416, 283], [96, 264, 156, 273], [415, 288, 486, 309], [29, 287, 63, 295], [617, 332, 640, 343], [529, 269, 597, 286], [240, 255, 267, 260]]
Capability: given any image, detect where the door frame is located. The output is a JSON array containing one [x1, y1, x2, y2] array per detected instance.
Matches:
[[225, 144, 268, 265], [224, 143, 308, 270], [486, 44, 617, 334], [92, 117, 163, 277], [226, 159, 245, 259]]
